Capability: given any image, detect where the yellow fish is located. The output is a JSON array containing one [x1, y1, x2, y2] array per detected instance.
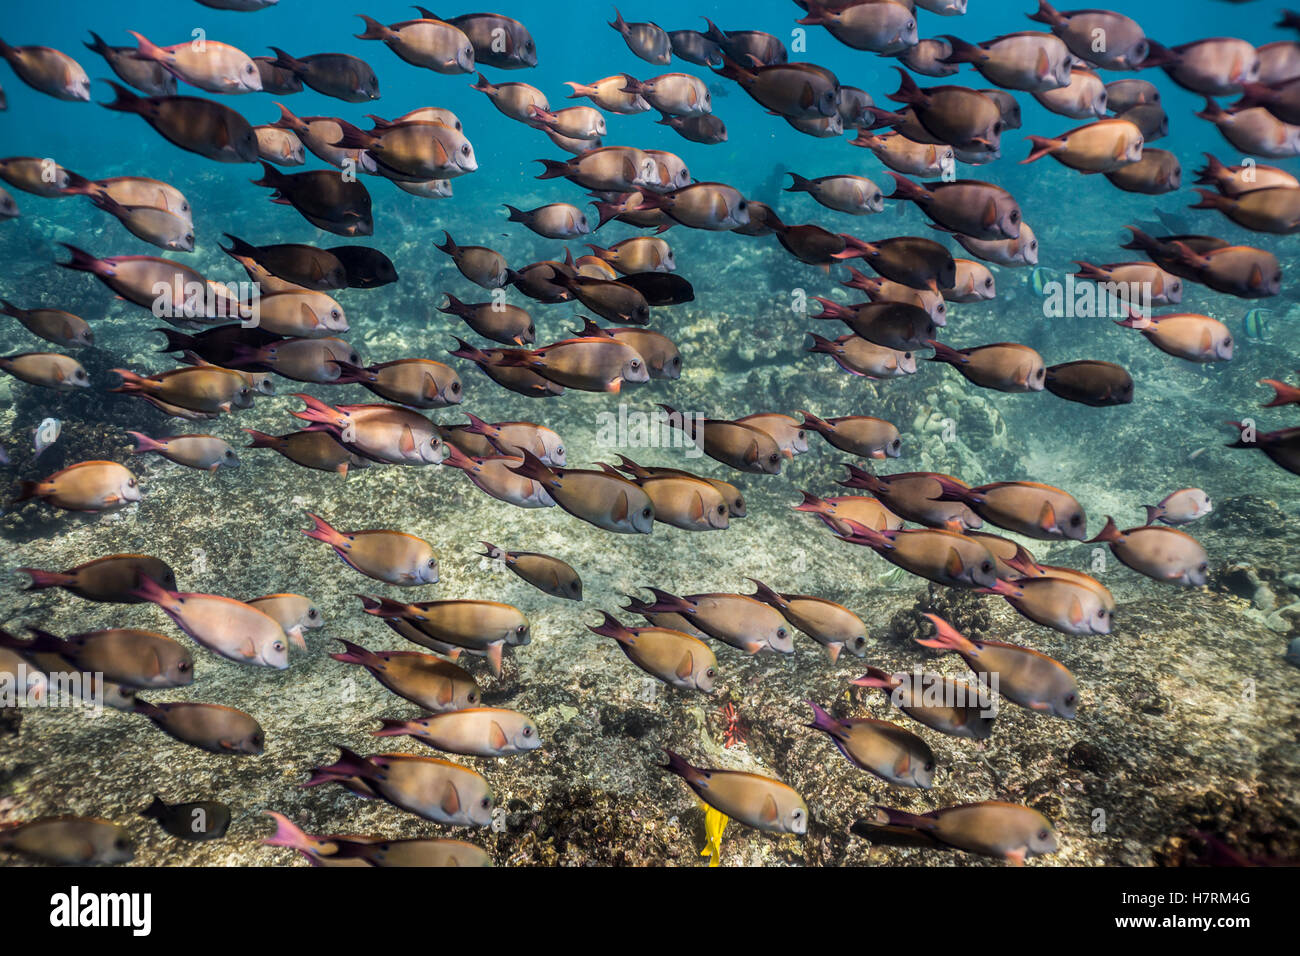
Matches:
[[700, 801, 728, 867]]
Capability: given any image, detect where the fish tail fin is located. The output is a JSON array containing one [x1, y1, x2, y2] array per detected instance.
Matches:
[[84, 31, 109, 55], [1142, 504, 1163, 525], [242, 428, 279, 448], [1260, 378, 1300, 407], [610, 8, 627, 33], [131, 699, 165, 721], [927, 339, 967, 365], [916, 613, 977, 654], [784, 172, 816, 194], [792, 490, 831, 514], [330, 119, 373, 151], [587, 611, 634, 645], [272, 102, 304, 132], [11, 480, 43, 505], [939, 33, 987, 64], [641, 587, 695, 615], [506, 449, 555, 485], [302, 511, 345, 547], [615, 455, 649, 477], [139, 795, 168, 821], [220, 233, 258, 259], [261, 811, 316, 853], [1085, 515, 1122, 544], [888, 66, 924, 106], [1194, 96, 1225, 122], [1022, 135, 1061, 164], [437, 292, 466, 315], [795, 2, 832, 25], [661, 748, 703, 785], [127, 431, 165, 454], [713, 53, 752, 84], [434, 230, 459, 255], [447, 336, 491, 364], [328, 638, 378, 667], [805, 331, 836, 353], [1072, 261, 1110, 282], [746, 578, 785, 608], [1119, 225, 1154, 252], [563, 81, 593, 99], [535, 159, 571, 180], [127, 30, 167, 63], [250, 160, 286, 190], [439, 442, 475, 471], [850, 666, 896, 689], [1188, 188, 1226, 212], [804, 700, 841, 734], [129, 574, 172, 605], [797, 408, 832, 433], [327, 359, 369, 384], [268, 47, 306, 74], [503, 203, 525, 222], [17, 567, 73, 591], [354, 14, 393, 41], [1193, 152, 1226, 185], [868, 805, 936, 831], [460, 411, 494, 435], [837, 462, 881, 491], [291, 392, 342, 426], [371, 718, 412, 738], [1026, 0, 1062, 26], [302, 746, 374, 788], [57, 243, 105, 275], [99, 79, 146, 114]]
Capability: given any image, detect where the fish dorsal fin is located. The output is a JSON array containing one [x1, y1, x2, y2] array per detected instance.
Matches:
[[489, 720, 508, 751], [440, 781, 461, 815], [676, 650, 694, 681], [1038, 499, 1057, 533], [761, 792, 779, 824], [612, 489, 629, 522]]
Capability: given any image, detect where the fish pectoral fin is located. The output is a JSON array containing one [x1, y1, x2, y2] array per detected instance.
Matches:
[[745, 641, 764, 655], [399, 426, 417, 457], [440, 781, 461, 816], [288, 626, 307, 651], [300, 302, 322, 328], [1068, 596, 1084, 626], [760, 793, 779, 824], [690, 490, 705, 522], [944, 547, 966, 580], [743, 440, 759, 465], [1005, 847, 1028, 866], [675, 650, 694, 681], [239, 638, 258, 659], [611, 489, 629, 523], [981, 198, 997, 229], [1037, 500, 1058, 534], [486, 642, 503, 676], [1027, 701, 1051, 711], [488, 720, 508, 751], [1198, 328, 1213, 355], [437, 679, 454, 706], [826, 643, 841, 663]]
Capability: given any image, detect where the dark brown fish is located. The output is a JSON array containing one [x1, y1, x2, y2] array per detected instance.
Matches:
[[269, 47, 379, 102], [251, 162, 373, 236], [101, 82, 258, 163], [221, 234, 346, 291]]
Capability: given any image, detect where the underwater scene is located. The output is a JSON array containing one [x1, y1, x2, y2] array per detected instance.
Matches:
[[0, 0, 1296, 870]]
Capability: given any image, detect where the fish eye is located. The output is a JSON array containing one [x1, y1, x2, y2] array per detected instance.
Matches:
[[984, 278, 993, 287], [516, 624, 528, 635], [1038, 829, 1050, 841], [467, 691, 478, 703], [717, 505, 726, 515], [428, 559, 436, 567], [1065, 694, 1076, 706], [982, 561, 993, 573], [630, 359, 641, 369], [480, 797, 491, 809], [127, 479, 137, 488], [738, 200, 748, 209], [461, 145, 470, 154], [705, 667, 716, 679], [308, 608, 319, 619], [734, 497, 745, 510], [331, 309, 341, 319], [777, 627, 788, 639], [273, 641, 285, 653], [1009, 211, 1019, 222], [522, 726, 533, 737], [641, 507, 652, 518], [451, 382, 461, 394], [1069, 514, 1082, 525], [768, 453, 780, 464], [177, 660, 190, 672], [891, 439, 901, 450], [115, 837, 131, 850]]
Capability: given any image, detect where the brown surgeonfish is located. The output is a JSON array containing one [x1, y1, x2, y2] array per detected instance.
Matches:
[[864, 801, 1058, 864], [588, 613, 717, 692], [748, 580, 867, 661], [663, 750, 808, 834], [331, 640, 480, 711], [805, 701, 935, 788], [303, 513, 438, 586], [481, 544, 581, 600]]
